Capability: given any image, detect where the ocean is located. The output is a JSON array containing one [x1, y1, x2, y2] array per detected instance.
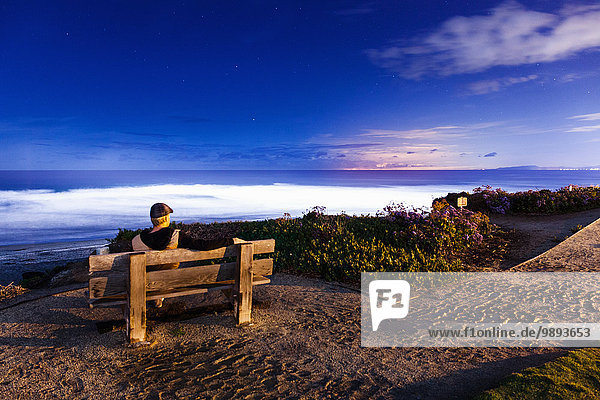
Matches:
[[1, 169, 599, 284]]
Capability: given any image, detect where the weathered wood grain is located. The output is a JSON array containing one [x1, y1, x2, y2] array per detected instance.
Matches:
[[234, 243, 253, 325], [147, 258, 272, 292], [89, 239, 275, 272], [89, 273, 127, 299], [128, 253, 147, 343], [89, 258, 272, 299], [89, 276, 270, 308], [89, 239, 274, 339]]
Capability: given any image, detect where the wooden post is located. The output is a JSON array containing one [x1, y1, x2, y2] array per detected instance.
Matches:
[[128, 252, 147, 343], [234, 243, 253, 325]]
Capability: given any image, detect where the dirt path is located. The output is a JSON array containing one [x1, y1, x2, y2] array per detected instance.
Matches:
[[510, 214, 600, 272], [489, 208, 600, 269], [1, 211, 599, 399], [0, 275, 568, 400]]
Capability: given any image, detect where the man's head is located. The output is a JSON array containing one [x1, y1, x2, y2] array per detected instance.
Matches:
[[150, 203, 173, 227]]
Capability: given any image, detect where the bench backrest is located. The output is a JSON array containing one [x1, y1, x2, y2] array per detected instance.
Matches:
[[89, 239, 275, 301]]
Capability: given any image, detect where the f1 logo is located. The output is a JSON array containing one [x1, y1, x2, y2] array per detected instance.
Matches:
[[369, 280, 411, 331]]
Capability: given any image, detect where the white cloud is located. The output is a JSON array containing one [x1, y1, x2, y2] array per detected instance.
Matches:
[[367, 1, 600, 78], [467, 74, 538, 95], [360, 126, 463, 139], [567, 125, 600, 132], [568, 112, 600, 121], [558, 73, 584, 83], [567, 113, 600, 132]]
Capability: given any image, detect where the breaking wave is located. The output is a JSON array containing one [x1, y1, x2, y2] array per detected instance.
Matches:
[[0, 182, 454, 245]]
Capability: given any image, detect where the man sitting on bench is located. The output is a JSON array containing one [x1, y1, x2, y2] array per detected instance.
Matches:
[[132, 202, 244, 306]]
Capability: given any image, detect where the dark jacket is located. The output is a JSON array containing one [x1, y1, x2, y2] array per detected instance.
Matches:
[[136, 227, 233, 251], [131, 228, 234, 270]]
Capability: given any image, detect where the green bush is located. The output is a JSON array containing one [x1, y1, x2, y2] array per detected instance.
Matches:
[[435, 185, 600, 215], [112, 203, 498, 282], [107, 227, 142, 243]]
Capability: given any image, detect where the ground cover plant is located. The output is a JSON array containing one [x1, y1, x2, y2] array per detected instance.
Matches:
[[438, 185, 600, 215], [109, 201, 506, 282]]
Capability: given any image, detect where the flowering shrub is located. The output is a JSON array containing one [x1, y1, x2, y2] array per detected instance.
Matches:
[[111, 204, 498, 282], [476, 187, 511, 214], [438, 185, 600, 215], [234, 204, 493, 281]]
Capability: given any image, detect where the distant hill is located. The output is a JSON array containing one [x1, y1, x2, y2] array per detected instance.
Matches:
[[495, 165, 544, 170], [494, 165, 600, 170]]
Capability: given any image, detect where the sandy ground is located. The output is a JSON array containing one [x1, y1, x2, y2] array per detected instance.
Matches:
[[1, 210, 599, 399]]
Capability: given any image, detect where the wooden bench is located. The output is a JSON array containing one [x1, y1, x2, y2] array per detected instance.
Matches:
[[88, 239, 275, 343]]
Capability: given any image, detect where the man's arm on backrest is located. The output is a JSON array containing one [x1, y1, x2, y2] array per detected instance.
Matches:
[[177, 230, 235, 251]]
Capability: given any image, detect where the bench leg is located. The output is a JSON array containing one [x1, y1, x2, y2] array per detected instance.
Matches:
[[234, 243, 253, 325], [128, 253, 147, 343]]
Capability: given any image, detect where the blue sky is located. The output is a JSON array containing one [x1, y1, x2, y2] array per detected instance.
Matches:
[[1, 0, 599, 170]]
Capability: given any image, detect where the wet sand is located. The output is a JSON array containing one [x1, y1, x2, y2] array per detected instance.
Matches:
[[1, 210, 599, 399]]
